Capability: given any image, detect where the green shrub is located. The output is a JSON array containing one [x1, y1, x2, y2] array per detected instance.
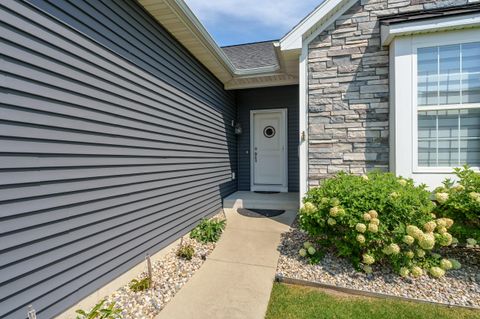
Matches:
[[299, 171, 457, 277], [190, 218, 226, 243], [129, 277, 151, 292], [76, 300, 122, 319], [433, 166, 480, 242], [176, 244, 195, 260]]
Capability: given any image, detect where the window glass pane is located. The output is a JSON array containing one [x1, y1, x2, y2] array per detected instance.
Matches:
[[438, 45, 460, 105], [462, 42, 480, 103], [418, 109, 480, 167], [418, 47, 438, 106], [437, 139, 458, 166], [460, 108, 480, 137], [460, 140, 480, 167], [437, 110, 458, 138], [418, 111, 436, 139], [418, 140, 436, 167]]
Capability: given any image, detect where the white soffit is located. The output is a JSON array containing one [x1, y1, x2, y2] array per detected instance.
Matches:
[[381, 13, 480, 46], [139, 0, 293, 89]]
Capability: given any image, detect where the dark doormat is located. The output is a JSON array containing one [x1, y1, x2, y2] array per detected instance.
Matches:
[[245, 208, 285, 217], [254, 191, 280, 194]]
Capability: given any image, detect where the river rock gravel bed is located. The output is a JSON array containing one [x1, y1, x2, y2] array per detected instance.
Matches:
[[276, 220, 480, 308], [100, 214, 224, 319]]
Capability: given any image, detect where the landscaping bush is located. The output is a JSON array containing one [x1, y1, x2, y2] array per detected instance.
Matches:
[[299, 171, 457, 277], [190, 218, 226, 243], [176, 244, 195, 260], [76, 300, 122, 319], [433, 166, 480, 243], [129, 277, 151, 292]]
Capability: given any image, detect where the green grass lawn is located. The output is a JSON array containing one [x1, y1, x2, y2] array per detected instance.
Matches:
[[266, 283, 480, 319]]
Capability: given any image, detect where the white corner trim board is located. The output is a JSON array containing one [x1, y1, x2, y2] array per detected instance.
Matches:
[[380, 13, 480, 46], [280, 0, 351, 51], [294, 0, 358, 201]]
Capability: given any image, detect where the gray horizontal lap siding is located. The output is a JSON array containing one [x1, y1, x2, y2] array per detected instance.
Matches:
[[0, 1, 236, 318], [236, 86, 299, 192]]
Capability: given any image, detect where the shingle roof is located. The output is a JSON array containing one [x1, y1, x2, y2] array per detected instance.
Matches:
[[221, 40, 279, 70]]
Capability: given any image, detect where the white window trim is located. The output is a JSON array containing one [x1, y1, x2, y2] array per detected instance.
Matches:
[[411, 31, 480, 173], [391, 28, 480, 187]]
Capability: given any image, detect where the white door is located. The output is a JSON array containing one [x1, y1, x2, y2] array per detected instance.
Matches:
[[251, 109, 288, 192]]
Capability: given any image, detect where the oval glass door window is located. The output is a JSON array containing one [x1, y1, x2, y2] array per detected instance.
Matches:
[[263, 126, 276, 138]]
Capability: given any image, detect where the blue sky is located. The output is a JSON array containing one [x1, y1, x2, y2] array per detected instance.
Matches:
[[184, 0, 323, 46]]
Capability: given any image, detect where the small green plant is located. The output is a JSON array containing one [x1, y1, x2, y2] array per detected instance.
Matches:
[[75, 300, 122, 319], [434, 165, 480, 242], [190, 218, 226, 243], [299, 171, 457, 278], [129, 277, 151, 292], [177, 244, 195, 260]]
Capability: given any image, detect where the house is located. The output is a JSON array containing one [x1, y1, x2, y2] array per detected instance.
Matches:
[[0, 0, 478, 318]]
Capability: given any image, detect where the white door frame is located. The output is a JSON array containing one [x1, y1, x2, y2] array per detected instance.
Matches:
[[250, 108, 288, 192]]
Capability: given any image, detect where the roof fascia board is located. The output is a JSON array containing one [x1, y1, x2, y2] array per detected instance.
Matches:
[[381, 12, 480, 45], [167, 0, 281, 76], [280, 0, 348, 51], [304, 0, 358, 45]]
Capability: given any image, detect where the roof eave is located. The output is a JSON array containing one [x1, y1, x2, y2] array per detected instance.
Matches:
[[380, 12, 480, 45]]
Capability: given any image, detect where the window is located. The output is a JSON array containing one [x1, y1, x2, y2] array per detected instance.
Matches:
[[416, 42, 480, 168]]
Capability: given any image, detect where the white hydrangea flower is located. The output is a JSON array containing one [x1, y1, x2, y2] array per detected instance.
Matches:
[[299, 248, 307, 257], [327, 218, 336, 226], [468, 192, 480, 201], [368, 223, 378, 233], [363, 212, 372, 222], [429, 266, 445, 278], [356, 234, 366, 244], [466, 238, 477, 247], [419, 233, 435, 250], [370, 218, 380, 225], [438, 233, 452, 246], [363, 265, 373, 274], [390, 192, 399, 199], [423, 221, 436, 232], [416, 249, 426, 258], [362, 254, 375, 265], [440, 259, 452, 270], [437, 227, 448, 234], [368, 210, 378, 219], [436, 218, 447, 228], [398, 179, 407, 186], [405, 251, 415, 259], [302, 202, 317, 215], [361, 174, 369, 181], [406, 225, 423, 240], [411, 266, 423, 277], [383, 243, 400, 255], [303, 241, 313, 249], [435, 192, 449, 204], [450, 259, 461, 270], [403, 235, 415, 245], [307, 246, 316, 255], [329, 206, 340, 217], [453, 184, 465, 191], [331, 198, 341, 207], [444, 218, 454, 228], [399, 267, 409, 277], [356, 223, 367, 233]]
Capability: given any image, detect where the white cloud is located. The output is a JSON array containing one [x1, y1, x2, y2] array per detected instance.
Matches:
[[184, 0, 321, 32]]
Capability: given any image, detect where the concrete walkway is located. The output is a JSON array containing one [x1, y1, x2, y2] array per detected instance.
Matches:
[[156, 208, 297, 319]]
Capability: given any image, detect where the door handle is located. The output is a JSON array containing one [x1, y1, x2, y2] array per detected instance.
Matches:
[[255, 152, 257, 163]]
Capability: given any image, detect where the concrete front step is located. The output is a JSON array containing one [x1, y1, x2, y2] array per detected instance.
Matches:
[[223, 191, 299, 211]]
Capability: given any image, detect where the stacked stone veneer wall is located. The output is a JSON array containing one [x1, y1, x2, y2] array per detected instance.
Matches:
[[307, 0, 478, 187]]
